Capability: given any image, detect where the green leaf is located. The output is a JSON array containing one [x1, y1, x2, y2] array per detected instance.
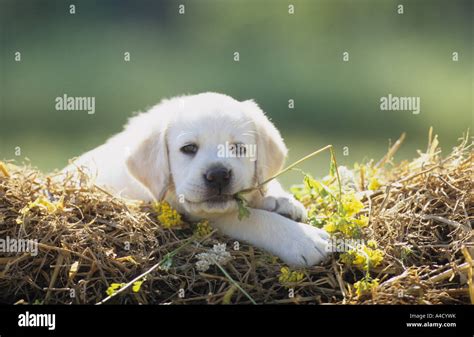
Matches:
[[309, 216, 325, 228], [235, 193, 250, 220], [160, 256, 173, 271], [305, 174, 337, 202], [329, 152, 337, 177]]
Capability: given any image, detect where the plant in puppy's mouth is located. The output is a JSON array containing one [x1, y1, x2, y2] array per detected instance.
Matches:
[[234, 193, 250, 220], [233, 144, 341, 221]]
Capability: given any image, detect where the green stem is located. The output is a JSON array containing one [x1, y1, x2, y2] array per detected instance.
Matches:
[[330, 147, 343, 206], [345, 242, 371, 275], [97, 231, 215, 305], [215, 262, 257, 305], [238, 144, 333, 195]]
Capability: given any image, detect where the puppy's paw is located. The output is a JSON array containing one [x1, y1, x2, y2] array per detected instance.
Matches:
[[280, 224, 331, 267], [262, 195, 307, 222]]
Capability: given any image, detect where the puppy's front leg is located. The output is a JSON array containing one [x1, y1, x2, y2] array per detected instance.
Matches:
[[256, 180, 308, 222], [209, 208, 330, 267]]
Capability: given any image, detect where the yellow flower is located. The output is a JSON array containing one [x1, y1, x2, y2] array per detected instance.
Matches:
[[353, 278, 379, 297], [353, 254, 366, 265], [367, 239, 378, 249], [278, 267, 305, 284], [20, 195, 64, 216], [132, 280, 144, 293], [195, 220, 213, 237], [323, 221, 337, 233], [341, 193, 364, 217], [115, 256, 138, 265], [106, 283, 125, 296], [153, 201, 182, 228], [353, 215, 369, 228], [366, 246, 384, 267], [339, 221, 357, 237], [368, 177, 381, 191], [354, 163, 381, 191], [340, 244, 384, 271], [323, 214, 368, 237]]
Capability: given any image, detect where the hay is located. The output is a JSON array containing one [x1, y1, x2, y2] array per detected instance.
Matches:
[[0, 132, 472, 304]]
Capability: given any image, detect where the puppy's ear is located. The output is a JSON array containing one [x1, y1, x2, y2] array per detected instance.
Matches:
[[126, 130, 170, 200], [242, 100, 288, 187]]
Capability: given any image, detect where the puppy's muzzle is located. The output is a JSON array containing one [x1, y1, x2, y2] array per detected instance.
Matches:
[[204, 166, 231, 193]]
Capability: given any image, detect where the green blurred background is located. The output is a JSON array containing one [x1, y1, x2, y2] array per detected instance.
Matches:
[[0, 0, 472, 186]]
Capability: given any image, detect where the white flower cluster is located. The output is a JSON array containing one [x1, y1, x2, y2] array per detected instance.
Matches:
[[195, 243, 231, 272]]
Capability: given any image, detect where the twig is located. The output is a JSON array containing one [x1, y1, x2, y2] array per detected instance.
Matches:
[[376, 133, 406, 168], [45, 254, 64, 303], [96, 234, 205, 305], [380, 269, 411, 286], [332, 260, 348, 301], [428, 261, 473, 284], [395, 164, 441, 185], [215, 262, 257, 305], [0, 161, 10, 177], [36, 242, 94, 263], [422, 215, 470, 232], [461, 246, 474, 304], [238, 145, 334, 195]]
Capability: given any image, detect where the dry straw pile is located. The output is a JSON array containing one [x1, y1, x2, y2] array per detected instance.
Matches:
[[0, 131, 472, 304]]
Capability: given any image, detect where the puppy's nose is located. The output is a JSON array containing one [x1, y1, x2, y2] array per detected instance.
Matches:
[[204, 167, 231, 190]]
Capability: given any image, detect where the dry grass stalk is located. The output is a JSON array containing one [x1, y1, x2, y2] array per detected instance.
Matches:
[[0, 132, 472, 304]]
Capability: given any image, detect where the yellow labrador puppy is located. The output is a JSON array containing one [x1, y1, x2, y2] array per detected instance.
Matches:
[[65, 93, 330, 266]]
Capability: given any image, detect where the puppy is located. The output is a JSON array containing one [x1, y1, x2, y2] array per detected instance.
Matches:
[[64, 93, 330, 266]]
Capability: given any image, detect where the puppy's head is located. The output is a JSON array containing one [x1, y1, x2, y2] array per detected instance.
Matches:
[[126, 93, 287, 217]]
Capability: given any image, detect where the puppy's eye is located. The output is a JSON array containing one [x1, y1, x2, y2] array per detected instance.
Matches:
[[180, 144, 198, 155]]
